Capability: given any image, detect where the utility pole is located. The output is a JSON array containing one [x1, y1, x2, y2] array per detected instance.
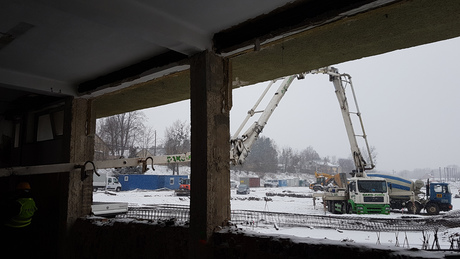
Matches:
[[154, 130, 157, 156]]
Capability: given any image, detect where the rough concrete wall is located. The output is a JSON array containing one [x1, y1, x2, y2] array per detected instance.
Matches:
[[69, 219, 189, 259], [68, 218, 432, 259], [211, 232, 419, 259]]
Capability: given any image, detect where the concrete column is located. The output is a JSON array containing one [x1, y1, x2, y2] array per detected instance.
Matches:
[[70, 98, 94, 217], [59, 98, 95, 256], [189, 50, 231, 256]]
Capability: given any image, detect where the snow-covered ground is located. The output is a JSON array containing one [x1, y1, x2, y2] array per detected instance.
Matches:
[[94, 182, 460, 253]]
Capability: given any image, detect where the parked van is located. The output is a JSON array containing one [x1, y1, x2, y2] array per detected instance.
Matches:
[[93, 172, 122, 192]]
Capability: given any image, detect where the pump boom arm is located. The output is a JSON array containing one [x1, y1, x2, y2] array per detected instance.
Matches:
[[230, 75, 299, 165], [310, 67, 374, 175]]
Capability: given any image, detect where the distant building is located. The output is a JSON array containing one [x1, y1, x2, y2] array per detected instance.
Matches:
[[118, 174, 187, 191], [136, 148, 154, 158]]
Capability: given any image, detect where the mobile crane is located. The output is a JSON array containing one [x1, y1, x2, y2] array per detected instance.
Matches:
[[310, 67, 390, 214]]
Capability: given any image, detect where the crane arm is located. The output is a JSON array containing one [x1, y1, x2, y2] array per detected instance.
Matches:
[[230, 75, 300, 165]]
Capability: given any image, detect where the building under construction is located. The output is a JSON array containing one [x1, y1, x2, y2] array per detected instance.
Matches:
[[0, 1, 459, 258]]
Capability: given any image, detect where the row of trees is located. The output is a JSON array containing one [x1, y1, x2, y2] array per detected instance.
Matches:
[[238, 136, 357, 174], [96, 111, 361, 175]]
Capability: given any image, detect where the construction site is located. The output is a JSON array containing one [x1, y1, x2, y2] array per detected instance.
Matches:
[[1, 1, 460, 258]]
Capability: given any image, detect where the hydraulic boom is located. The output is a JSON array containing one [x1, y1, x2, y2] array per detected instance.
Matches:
[[230, 75, 301, 165], [309, 67, 374, 176]]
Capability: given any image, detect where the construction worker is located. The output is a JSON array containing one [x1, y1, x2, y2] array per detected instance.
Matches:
[[1, 181, 38, 253], [4, 182, 38, 228]]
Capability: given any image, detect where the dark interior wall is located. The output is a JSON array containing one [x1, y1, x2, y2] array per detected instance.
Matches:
[[0, 96, 72, 167], [0, 96, 73, 258], [69, 218, 190, 259]]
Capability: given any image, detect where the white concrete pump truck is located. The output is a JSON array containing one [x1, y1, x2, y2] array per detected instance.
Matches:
[[230, 67, 390, 214], [311, 67, 390, 215]]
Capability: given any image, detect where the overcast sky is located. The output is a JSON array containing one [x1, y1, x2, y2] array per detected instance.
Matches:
[[142, 37, 460, 173]]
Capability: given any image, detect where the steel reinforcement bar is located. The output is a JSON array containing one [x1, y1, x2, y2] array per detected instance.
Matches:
[[117, 205, 460, 232]]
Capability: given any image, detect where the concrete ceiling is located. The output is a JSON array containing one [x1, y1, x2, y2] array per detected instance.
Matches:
[[1, 0, 459, 118]]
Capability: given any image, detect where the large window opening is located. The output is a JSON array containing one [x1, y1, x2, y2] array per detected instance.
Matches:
[[93, 37, 460, 249]]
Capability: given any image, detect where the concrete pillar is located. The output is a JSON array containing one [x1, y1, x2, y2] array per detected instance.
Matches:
[[59, 98, 95, 256], [189, 50, 231, 256]]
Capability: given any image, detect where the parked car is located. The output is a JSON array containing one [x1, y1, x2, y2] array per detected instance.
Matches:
[[230, 180, 238, 189], [264, 179, 279, 188], [237, 184, 250, 194]]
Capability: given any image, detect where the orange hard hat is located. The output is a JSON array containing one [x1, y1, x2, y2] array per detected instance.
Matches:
[[17, 182, 31, 190]]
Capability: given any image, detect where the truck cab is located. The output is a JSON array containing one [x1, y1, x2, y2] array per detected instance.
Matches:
[[318, 175, 391, 215], [426, 182, 452, 214], [347, 177, 390, 214], [106, 176, 122, 192]]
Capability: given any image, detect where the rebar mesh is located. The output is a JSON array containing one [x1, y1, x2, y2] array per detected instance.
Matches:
[[117, 205, 460, 232]]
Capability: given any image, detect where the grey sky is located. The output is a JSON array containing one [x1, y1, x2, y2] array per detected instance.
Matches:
[[143, 37, 460, 173]]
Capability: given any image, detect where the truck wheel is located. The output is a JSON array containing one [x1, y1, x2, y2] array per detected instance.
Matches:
[[406, 202, 420, 214], [414, 202, 423, 214], [330, 201, 336, 214], [425, 203, 440, 215], [116, 187, 121, 192], [340, 202, 348, 214], [346, 203, 352, 214], [93, 187, 98, 192]]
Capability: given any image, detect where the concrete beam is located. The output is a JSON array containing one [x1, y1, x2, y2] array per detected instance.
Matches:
[[189, 50, 231, 256], [93, 69, 190, 119], [91, 0, 460, 118], [230, 0, 460, 86]]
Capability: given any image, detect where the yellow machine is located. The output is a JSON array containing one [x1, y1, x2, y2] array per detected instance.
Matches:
[[309, 172, 347, 191]]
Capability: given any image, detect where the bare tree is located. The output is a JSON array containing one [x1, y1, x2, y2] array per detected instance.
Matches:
[[301, 146, 321, 162], [298, 146, 321, 174], [279, 147, 293, 173], [164, 120, 190, 174], [338, 158, 355, 174], [362, 145, 378, 167], [97, 111, 145, 158], [137, 126, 156, 157]]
